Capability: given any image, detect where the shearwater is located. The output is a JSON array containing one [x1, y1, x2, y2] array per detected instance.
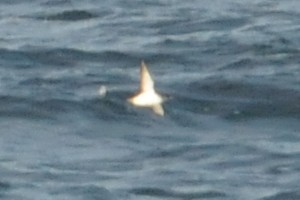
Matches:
[[127, 61, 165, 116]]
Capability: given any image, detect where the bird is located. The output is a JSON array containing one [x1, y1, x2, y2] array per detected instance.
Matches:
[[127, 61, 165, 116]]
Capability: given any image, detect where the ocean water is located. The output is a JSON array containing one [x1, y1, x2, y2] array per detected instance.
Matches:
[[0, 0, 300, 200]]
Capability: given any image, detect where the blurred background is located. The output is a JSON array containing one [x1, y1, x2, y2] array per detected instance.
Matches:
[[0, 0, 299, 199]]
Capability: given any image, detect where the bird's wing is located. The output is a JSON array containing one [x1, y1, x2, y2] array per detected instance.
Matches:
[[140, 61, 154, 92], [152, 104, 164, 116]]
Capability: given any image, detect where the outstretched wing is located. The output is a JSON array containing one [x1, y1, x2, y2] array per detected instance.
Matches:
[[140, 61, 154, 92], [152, 104, 164, 116]]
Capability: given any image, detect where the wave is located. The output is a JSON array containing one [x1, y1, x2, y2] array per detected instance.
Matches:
[[129, 187, 226, 199], [177, 79, 300, 120], [0, 48, 139, 67], [0, 93, 141, 124], [261, 190, 300, 200], [35, 10, 99, 21]]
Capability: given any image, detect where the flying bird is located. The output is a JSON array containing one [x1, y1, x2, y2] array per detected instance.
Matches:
[[127, 61, 165, 116]]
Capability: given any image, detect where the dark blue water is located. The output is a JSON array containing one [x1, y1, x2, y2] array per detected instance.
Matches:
[[1, 1, 300, 200]]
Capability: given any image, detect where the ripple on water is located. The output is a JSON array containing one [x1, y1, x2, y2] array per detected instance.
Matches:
[[129, 187, 227, 199]]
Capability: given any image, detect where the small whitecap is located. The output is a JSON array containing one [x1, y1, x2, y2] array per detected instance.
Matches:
[[98, 85, 107, 97]]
